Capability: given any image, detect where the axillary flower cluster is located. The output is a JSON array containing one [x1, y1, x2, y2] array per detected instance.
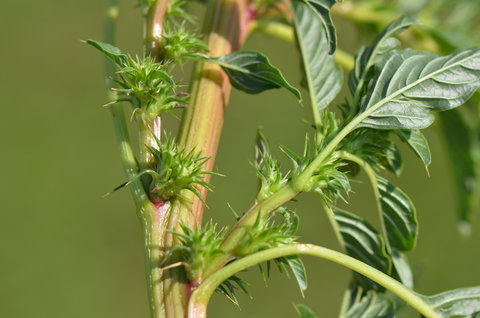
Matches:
[[87, 15, 215, 204]]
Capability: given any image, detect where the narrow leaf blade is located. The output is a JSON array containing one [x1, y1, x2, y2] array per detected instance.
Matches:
[[207, 51, 301, 100]]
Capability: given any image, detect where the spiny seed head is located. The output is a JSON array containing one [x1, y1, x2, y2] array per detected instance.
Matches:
[[161, 22, 208, 66], [145, 133, 221, 204], [235, 207, 299, 257], [169, 220, 227, 281]]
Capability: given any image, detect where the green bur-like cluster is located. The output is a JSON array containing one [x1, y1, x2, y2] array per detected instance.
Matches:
[[168, 221, 227, 281], [234, 207, 299, 257], [138, 133, 221, 204], [161, 23, 208, 66], [86, 40, 187, 124], [252, 128, 289, 202]]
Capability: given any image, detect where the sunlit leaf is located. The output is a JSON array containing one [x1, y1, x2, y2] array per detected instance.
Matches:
[[376, 175, 418, 252], [293, 0, 342, 54], [205, 51, 302, 99], [349, 15, 419, 99], [292, 0, 343, 118], [420, 287, 480, 317], [357, 48, 480, 130]]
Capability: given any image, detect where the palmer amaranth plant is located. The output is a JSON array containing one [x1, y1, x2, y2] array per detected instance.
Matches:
[[87, 0, 480, 317]]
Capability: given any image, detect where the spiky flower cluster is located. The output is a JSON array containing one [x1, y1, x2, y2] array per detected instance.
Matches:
[[169, 220, 227, 281], [142, 133, 220, 204], [161, 23, 208, 66], [234, 207, 299, 257], [87, 40, 186, 124], [113, 55, 187, 124], [253, 128, 288, 202]]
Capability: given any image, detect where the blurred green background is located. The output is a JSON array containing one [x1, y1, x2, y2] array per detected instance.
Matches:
[[1, 1, 479, 317]]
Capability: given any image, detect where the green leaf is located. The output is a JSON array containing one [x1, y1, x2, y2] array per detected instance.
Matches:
[[438, 109, 480, 235], [380, 139, 403, 176], [420, 287, 480, 317], [341, 286, 395, 318], [333, 207, 391, 291], [391, 251, 413, 289], [376, 175, 418, 252], [294, 304, 318, 318], [293, 0, 341, 54], [206, 51, 301, 100], [357, 48, 480, 130], [86, 39, 128, 67], [285, 255, 308, 297], [292, 0, 343, 119], [349, 15, 419, 100], [396, 129, 431, 169]]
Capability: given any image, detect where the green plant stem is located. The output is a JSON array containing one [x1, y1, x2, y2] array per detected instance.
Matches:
[[248, 20, 294, 43], [202, 184, 299, 278], [189, 244, 441, 318], [139, 116, 162, 171], [331, 2, 398, 26], [338, 151, 391, 253], [145, 0, 169, 60], [141, 0, 168, 173], [319, 197, 345, 252], [204, 67, 417, 278], [247, 20, 354, 71], [160, 0, 249, 316], [104, 2, 169, 318]]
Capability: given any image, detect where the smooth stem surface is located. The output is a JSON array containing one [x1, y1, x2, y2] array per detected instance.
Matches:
[[189, 244, 442, 318], [139, 116, 162, 171], [320, 197, 345, 252], [145, 0, 169, 60], [161, 0, 249, 316], [104, 2, 167, 317]]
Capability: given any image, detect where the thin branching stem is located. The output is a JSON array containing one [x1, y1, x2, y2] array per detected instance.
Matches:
[[189, 244, 442, 318], [338, 151, 391, 253]]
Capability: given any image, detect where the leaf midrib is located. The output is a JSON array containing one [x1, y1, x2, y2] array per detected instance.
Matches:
[[362, 50, 480, 121]]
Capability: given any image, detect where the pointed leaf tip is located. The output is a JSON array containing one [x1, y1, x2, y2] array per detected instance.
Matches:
[[206, 51, 302, 100]]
